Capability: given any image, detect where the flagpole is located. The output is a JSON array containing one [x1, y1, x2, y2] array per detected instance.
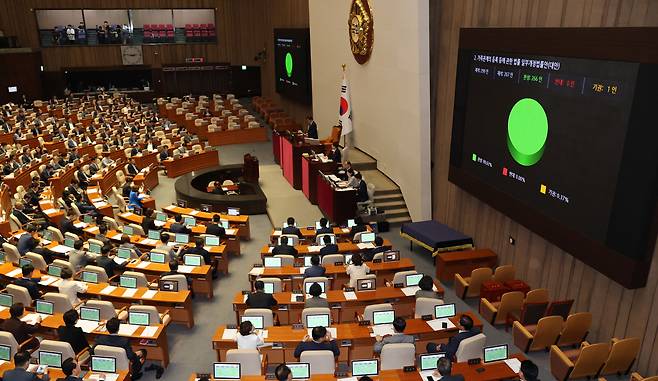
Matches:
[[341, 64, 346, 150]]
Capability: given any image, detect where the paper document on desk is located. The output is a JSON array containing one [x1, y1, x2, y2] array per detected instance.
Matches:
[[136, 261, 150, 269], [177, 265, 194, 273], [426, 318, 455, 331], [93, 202, 108, 208], [141, 326, 158, 338], [142, 290, 158, 299], [100, 286, 117, 295], [118, 324, 139, 336], [272, 230, 282, 236], [401, 286, 420, 296], [356, 243, 375, 250], [42, 208, 58, 214], [307, 245, 321, 253], [20, 313, 41, 325], [307, 327, 336, 338], [259, 329, 268, 339], [222, 328, 237, 340], [343, 291, 358, 300], [121, 212, 134, 218], [51, 245, 73, 254], [248, 267, 264, 276], [190, 210, 199, 216], [337, 377, 358, 381], [7, 268, 22, 278], [86, 226, 100, 234], [341, 228, 350, 233], [226, 228, 237, 235], [91, 198, 103, 203], [504, 358, 522, 373], [268, 247, 274, 253], [123, 288, 138, 297], [370, 324, 396, 337], [88, 373, 119, 381], [39, 276, 59, 286], [298, 267, 308, 274], [140, 239, 157, 246], [113, 257, 128, 265], [76, 320, 100, 333], [13, 232, 28, 239], [74, 222, 88, 228], [328, 175, 341, 182], [164, 205, 175, 211], [243, 294, 248, 303], [418, 370, 436, 380]]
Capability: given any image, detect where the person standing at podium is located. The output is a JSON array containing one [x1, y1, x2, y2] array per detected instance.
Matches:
[[329, 143, 341, 163], [305, 116, 318, 139]]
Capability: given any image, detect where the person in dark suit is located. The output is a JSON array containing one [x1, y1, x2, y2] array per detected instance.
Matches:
[[520, 360, 539, 381], [316, 218, 332, 236], [328, 143, 342, 163], [12, 203, 33, 226], [426, 315, 480, 360], [319, 235, 339, 256], [94, 318, 154, 378], [282, 217, 303, 238], [349, 216, 367, 239], [272, 236, 298, 256], [303, 255, 326, 278], [95, 244, 126, 277], [61, 209, 84, 236], [245, 280, 278, 309], [205, 215, 226, 239], [293, 326, 340, 358], [0, 304, 40, 350], [57, 310, 90, 354], [180, 237, 215, 276], [141, 208, 158, 233], [3, 351, 50, 381], [363, 236, 387, 262], [274, 364, 292, 381], [126, 157, 139, 176], [169, 214, 191, 234], [14, 264, 42, 300], [354, 173, 369, 203], [433, 357, 465, 381], [305, 116, 318, 139], [56, 358, 83, 381]]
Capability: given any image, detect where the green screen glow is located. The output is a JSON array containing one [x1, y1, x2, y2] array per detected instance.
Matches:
[[285, 52, 293, 77], [507, 98, 548, 166]]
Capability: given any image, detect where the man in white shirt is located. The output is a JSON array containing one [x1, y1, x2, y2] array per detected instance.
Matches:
[[235, 320, 264, 350], [58, 267, 87, 304]]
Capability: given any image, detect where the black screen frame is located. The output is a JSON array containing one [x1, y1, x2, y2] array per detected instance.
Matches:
[[273, 28, 312, 104]]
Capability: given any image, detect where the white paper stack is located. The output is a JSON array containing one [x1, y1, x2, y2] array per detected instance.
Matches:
[[142, 290, 158, 299], [426, 318, 456, 331], [248, 267, 264, 276], [42, 208, 58, 214], [190, 210, 199, 216], [343, 291, 358, 300], [39, 276, 60, 286], [356, 243, 375, 250], [504, 358, 522, 373], [100, 286, 117, 295], [137, 261, 150, 269], [370, 324, 395, 337], [307, 246, 321, 253], [74, 222, 88, 228], [118, 324, 139, 336], [113, 257, 128, 265], [298, 267, 308, 274], [50, 245, 73, 254], [123, 288, 138, 297], [20, 313, 41, 325], [75, 320, 100, 333], [154, 220, 166, 227], [140, 326, 159, 338], [226, 228, 237, 235], [222, 328, 238, 340], [177, 265, 194, 273], [272, 230, 282, 236], [401, 286, 420, 296], [140, 239, 157, 246], [7, 268, 22, 278]]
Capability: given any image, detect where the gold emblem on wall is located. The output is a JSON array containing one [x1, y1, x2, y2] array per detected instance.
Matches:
[[348, 0, 373, 64]]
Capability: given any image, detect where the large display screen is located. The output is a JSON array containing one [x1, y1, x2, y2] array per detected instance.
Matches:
[[274, 28, 312, 103], [449, 28, 658, 288]]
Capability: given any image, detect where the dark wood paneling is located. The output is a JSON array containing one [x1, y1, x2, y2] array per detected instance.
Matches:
[[0, 51, 43, 104], [430, 0, 658, 375]]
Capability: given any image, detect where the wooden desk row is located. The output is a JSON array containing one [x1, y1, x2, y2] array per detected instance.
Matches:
[[162, 150, 219, 178], [269, 225, 372, 243], [0, 361, 129, 381], [259, 239, 393, 259], [161, 204, 251, 240]]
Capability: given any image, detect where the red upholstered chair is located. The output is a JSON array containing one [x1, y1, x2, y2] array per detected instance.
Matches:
[[166, 24, 174, 31]]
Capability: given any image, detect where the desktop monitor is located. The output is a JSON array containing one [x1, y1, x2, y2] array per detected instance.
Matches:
[[315, 221, 322, 230], [434, 304, 456, 319], [82, 271, 99, 284], [262, 282, 274, 294], [128, 311, 150, 326], [200, 204, 212, 212], [117, 248, 132, 259], [356, 278, 376, 291], [304, 281, 325, 294], [119, 276, 137, 289], [213, 362, 241, 380], [148, 230, 160, 240], [351, 359, 379, 377], [205, 236, 220, 246], [175, 233, 189, 244], [303, 256, 313, 267], [405, 273, 423, 287], [220, 220, 230, 229], [91, 356, 117, 373], [47, 265, 62, 277], [0, 293, 12, 307], [419, 353, 446, 371], [18, 257, 32, 268], [263, 256, 282, 268], [305, 313, 330, 328], [184, 216, 196, 227], [227, 207, 240, 216], [149, 252, 166, 264], [36, 300, 54, 315], [483, 344, 508, 363], [0, 344, 10, 361], [80, 306, 101, 322], [240, 315, 264, 330], [83, 215, 94, 224], [39, 351, 62, 368], [64, 238, 75, 248], [372, 310, 395, 325], [159, 279, 179, 292], [383, 250, 400, 262], [122, 226, 134, 236], [344, 253, 353, 264], [184, 255, 202, 266], [347, 219, 356, 228], [360, 232, 375, 243], [287, 363, 310, 380], [177, 199, 187, 207], [88, 243, 101, 254], [155, 212, 167, 222]]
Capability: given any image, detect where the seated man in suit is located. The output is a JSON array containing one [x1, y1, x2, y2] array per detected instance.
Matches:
[[126, 157, 139, 176], [354, 173, 369, 203], [169, 214, 191, 234], [303, 255, 326, 278], [305, 116, 318, 139], [57, 309, 90, 355], [349, 216, 368, 238], [180, 237, 216, 277], [272, 236, 298, 256], [519, 360, 539, 381], [61, 209, 84, 236], [316, 218, 333, 236], [293, 326, 340, 358], [3, 351, 50, 381], [246, 280, 278, 309], [205, 214, 226, 239], [433, 357, 464, 381], [14, 264, 42, 300], [95, 244, 127, 277], [373, 317, 415, 353], [141, 208, 158, 233], [328, 143, 342, 163], [319, 235, 339, 256], [363, 236, 387, 262], [12, 202, 34, 226], [0, 304, 40, 351], [282, 217, 303, 238], [274, 364, 292, 381], [426, 315, 480, 360], [58, 358, 83, 381]]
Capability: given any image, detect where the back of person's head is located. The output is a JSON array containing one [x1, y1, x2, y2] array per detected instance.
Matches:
[[355, 172, 363, 180], [323, 235, 332, 245], [310, 254, 320, 266], [144, 208, 153, 218], [63, 309, 79, 326], [62, 357, 76, 376], [195, 237, 204, 247], [175, 214, 182, 222], [351, 253, 363, 266], [319, 218, 327, 228], [280, 236, 288, 245], [239, 320, 253, 336], [520, 360, 539, 381], [459, 314, 474, 331], [61, 267, 73, 280], [160, 233, 170, 243], [308, 283, 323, 297], [286, 217, 295, 226], [14, 351, 31, 368], [213, 214, 221, 223], [311, 326, 327, 341], [101, 244, 111, 255], [121, 234, 130, 244], [392, 317, 406, 333], [275, 364, 292, 381], [26, 224, 37, 233], [21, 263, 34, 277], [354, 216, 363, 225], [98, 223, 107, 234], [9, 303, 24, 318], [106, 317, 120, 333], [418, 275, 434, 291], [168, 260, 178, 272], [437, 357, 453, 376], [74, 239, 83, 250], [254, 280, 264, 291]]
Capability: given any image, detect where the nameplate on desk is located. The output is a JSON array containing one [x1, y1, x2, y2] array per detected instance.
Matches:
[[334, 261, 344, 266], [403, 366, 416, 372], [272, 342, 283, 349], [226, 324, 237, 329], [359, 320, 371, 326], [373, 259, 382, 263], [340, 340, 352, 347], [253, 263, 263, 267], [468, 358, 481, 365], [292, 323, 304, 330], [292, 289, 302, 294], [421, 314, 433, 321], [393, 283, 404, 288], [344, 287, 355, 292], [293, 263, 302, 268]]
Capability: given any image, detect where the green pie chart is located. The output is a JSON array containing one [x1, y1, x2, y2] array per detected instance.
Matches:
[[507, 98, 548, 166], [285, 52, 293, 78]]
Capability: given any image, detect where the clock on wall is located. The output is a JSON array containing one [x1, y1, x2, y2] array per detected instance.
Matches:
[[121, 45, 144, 65], [348, 0, 374, 64]]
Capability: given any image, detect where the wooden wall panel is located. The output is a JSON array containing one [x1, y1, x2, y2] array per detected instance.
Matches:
[[430, 0, 658, 375]]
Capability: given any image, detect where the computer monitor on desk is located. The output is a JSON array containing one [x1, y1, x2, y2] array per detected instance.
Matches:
[[351, 359, 379, 377], [419, 353, 446, 371], [360, 232, 375, 243], [264, 256, 282, 268], [240, 315, 264, 330], [305, 313, 330, 328], [372, 310, 395, 325], [213, 362, 241, 380], [357, 278, 376, 291], [435, 304, 456, 319], [91, 356, 117, 373], [483, 344, 508, 363], [287, 363, 310, 379]]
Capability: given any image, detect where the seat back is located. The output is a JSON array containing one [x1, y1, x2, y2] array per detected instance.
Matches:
[[128, 223, 145, 236], [558, 312, 592, 347], [570, 343, 610, 379], [82, 265, 109, 283], [0, 332, 19, 358], [53, 259, 74, 274], [493, 264, 515, 282], [301, 307, 331, 328], [43, 292, 74, 313], [226, 349, 261, 376], [129, 305, 161, 325], [64, 232, 80, 241], [273, 255, 294, 267], [363, 303, 393, 322], [414, 297, 445, 319], [47, 226, 65, 242], [455, 333, 487, 362], [600, 337, 641, 376], [300, 350, 335, 375], [525, 288, 549, 303], [9, 213, 22, 230], [393, 270, 417, 286], [3, 243, 21, 263], [161, 274, 189, 291], [530, 316, 564, 351], [93, 345, 130, 371], [103, 217, 119, 230], [25, 252, 47, 271], [494, 291, 525, 325], [6, 284, 32, 306], [84, 300, 118, 320], [38, 340, 75, 362], [466, 267, 493, 298], [380, 343, 415, 370], [256, 278, 282, 293], [244, 308, 274, 328], [546, 299, 574, 319], [303, 277, 329, 295], [122, 271, 149, 288], [519, 302, 549, 326], [321, 254, 344, 266]]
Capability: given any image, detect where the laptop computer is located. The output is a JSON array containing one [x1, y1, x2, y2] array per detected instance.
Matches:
[[351, 359, 379, 377], [372, 310, 395, 325], [213, 362, 241, 380], [483, 344, 508, 363], [91, 356, 117, 373]]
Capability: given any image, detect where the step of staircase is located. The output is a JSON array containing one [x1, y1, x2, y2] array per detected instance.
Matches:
[[374, 200, 407, 211], [383, 207, 411, 219], [373, 194, 404, 203], [387, 215, 412, 227]]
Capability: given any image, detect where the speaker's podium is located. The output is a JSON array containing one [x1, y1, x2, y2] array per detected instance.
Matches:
[[274, 131, 323, 189], [317, 171, 356, 224], [302, 153, 339, 204]]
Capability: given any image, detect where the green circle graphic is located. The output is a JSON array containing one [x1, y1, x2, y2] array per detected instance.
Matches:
[[507, 98, 548, 166], [285, 52, 293, 78]]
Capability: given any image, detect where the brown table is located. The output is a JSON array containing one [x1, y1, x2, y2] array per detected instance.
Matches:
[[162, 150, 219, 178], [133, 151, 159, 169], [302, 155, 339, 204], [317, 172, 357, 224], [435, 249, 498, 282], [205, 127, 268, 146]]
